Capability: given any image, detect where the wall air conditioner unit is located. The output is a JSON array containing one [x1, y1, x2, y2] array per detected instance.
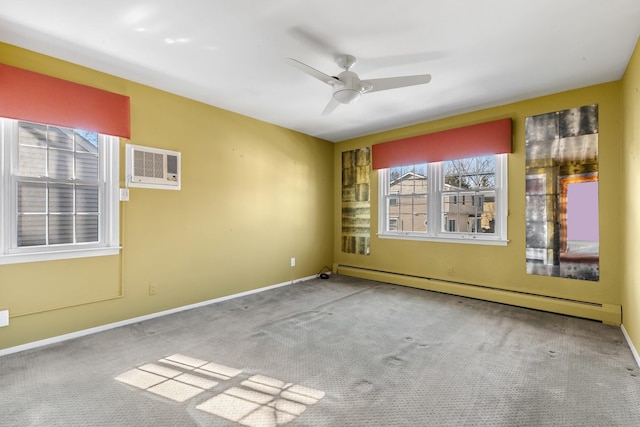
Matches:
[[125, 144, 181, 190]]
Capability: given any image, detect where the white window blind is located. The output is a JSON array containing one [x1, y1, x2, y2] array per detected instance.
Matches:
[[16, 121, 101, 246]]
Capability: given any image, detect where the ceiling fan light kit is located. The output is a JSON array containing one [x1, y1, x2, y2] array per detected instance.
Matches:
[[333, 88, 361, 104], [287, 54, 431, 115]]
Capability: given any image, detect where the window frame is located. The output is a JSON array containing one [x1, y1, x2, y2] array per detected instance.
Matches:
[[378, 154, 508, 246], [0, 118, 120, 264]]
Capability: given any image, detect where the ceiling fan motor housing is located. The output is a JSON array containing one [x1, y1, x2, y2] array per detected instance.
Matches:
[[333, 70, 370, 104]]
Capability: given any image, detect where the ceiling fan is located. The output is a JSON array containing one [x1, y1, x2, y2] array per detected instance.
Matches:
[[287, 54, 432, 115]]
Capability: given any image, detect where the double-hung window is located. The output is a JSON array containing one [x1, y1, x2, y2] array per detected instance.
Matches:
[[0, 118, 120, 264], [378, 154, 508, 245]]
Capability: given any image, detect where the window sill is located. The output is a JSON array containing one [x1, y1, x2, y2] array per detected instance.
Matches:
[[377, 232, 508, 246], [0, 246, 121, 265]]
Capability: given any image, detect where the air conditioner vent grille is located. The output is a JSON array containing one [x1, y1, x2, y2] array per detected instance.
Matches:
[[152, 152, 163, 178], [166, 155, 178, 175], [133, 150, 144, 177], [134, 150, 165, 178]]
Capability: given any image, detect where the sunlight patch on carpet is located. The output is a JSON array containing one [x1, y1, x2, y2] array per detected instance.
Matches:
[[115, 353, 324, 426]]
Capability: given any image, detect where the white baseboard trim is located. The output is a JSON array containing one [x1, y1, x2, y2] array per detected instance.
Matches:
[[0, 274, 318, 358], [621, 324, 640, 368]]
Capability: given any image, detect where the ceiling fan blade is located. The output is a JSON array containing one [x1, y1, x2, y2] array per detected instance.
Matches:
[[287, 58, 340, 86], [321, 97, 340, 116], [364, 74, 432, 93]]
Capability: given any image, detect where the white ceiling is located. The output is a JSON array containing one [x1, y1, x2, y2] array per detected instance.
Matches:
[[1, 1, 639, 142]]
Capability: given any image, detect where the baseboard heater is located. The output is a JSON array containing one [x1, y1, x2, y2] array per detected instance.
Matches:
[[334, 264, 621, 325]]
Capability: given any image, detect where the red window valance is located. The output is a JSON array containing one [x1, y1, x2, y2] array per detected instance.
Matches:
[[0, 63, 130, 138], [372, 118, 512, 169]]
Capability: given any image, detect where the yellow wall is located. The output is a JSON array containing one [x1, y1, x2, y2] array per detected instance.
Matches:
[[334, 82, 624, 319], [622, 38, 640, 352], [0, 43, 334, 350]]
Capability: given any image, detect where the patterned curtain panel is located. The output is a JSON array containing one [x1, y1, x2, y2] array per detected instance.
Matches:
[[342, 148, 370, 255], [525, 104, 599, 281]]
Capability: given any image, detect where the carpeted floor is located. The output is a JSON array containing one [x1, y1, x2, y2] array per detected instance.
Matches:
[[1, 274, 639, 426]]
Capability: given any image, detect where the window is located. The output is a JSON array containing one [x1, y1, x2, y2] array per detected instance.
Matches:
[[384, 164, 428, 233], [0, 118, 120, 264], [378, 154, 507, 245], [443, 156, 497, 235]]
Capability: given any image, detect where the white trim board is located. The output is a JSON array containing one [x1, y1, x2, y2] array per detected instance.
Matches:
[[621, 324, 640, 369], [0, 274, 318, 358]]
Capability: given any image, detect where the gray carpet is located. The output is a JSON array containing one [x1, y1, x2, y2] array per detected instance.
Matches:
[[1, 274, 639, 426]]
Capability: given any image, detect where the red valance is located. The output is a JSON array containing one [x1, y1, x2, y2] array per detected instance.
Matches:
[[372, 118, 512, 169], [0, 63, 130, 138]]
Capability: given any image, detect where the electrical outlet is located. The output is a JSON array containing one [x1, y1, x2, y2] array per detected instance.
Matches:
[[0, 310, 9, 327], [290, 257, 296, 267], [149, 283, 157, 295], [119, 188, 130, 201]]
